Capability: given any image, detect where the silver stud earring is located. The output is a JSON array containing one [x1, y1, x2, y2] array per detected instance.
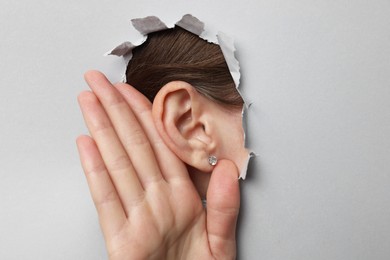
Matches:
[[208, 155, 218, 166]]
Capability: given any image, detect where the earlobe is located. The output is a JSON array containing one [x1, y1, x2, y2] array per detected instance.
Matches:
[[152, 81, 216, 173]]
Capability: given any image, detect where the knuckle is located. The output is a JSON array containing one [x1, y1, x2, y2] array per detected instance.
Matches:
[[109, 155, 132, 172], [126, 127, 149, 146], [126, 193, 146, 209], [96, 189, 118, 208], [85, 161, 106, 176], [105, 91, 125, 108], [93, 120, 113, 136], [207, 205, 240, 217]]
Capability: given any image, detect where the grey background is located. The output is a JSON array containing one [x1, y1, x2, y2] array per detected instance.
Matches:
[[1, 0, 389, 259]]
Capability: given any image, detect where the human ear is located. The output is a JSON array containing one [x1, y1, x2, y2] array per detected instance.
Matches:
[[152, 81, 217, 173]]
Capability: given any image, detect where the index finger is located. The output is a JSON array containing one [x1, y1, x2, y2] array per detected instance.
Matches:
[[84, 71, 164, 187], [114, 82, 189, 182]]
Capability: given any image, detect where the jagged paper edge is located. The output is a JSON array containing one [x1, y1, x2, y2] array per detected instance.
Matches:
[[105, 14, 255, 179]]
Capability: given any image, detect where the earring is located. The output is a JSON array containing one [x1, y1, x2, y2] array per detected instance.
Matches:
[[208, 155, 218, 166]]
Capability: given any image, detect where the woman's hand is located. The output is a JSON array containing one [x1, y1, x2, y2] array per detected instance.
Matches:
[[76, 71, 240, 259]]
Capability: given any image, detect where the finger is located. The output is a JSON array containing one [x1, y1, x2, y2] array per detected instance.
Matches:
[[206, 159, 240, 259], [78, 91, 144, 210], [114, 82, 189, 182], [84, 71, 164, 187], [76, 135, 127, 238]]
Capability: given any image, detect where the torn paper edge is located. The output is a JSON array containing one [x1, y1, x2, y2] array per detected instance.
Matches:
[[105, 14, 256, 179]]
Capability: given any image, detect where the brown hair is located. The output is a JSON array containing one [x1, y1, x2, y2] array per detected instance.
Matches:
[[126, 26, 243, 108]]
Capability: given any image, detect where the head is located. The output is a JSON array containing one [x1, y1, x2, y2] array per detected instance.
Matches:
[[126, 26, 249, 194]]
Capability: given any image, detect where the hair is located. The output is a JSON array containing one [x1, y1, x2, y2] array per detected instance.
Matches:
[[125, 26, 243, 109]]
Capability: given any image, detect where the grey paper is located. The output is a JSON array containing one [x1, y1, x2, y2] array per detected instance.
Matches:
[[175, 14, 205, 36], [131, 16, 168, 35], [105, 14, 252, 178]]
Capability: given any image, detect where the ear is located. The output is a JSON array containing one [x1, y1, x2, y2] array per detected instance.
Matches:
[[152, 81, 217, 173]]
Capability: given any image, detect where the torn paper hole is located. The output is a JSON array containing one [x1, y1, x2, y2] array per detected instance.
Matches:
[[105, 14, 255, 179]]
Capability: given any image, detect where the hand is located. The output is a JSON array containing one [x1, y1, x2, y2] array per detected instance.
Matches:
[[76, 71, 240, 259]]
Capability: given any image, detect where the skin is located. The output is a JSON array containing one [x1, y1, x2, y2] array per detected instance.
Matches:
[[151, 80, 249, 198], [76, 71, 241, 259]]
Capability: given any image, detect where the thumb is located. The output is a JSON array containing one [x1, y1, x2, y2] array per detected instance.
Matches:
[[206, 159, 240, 259]]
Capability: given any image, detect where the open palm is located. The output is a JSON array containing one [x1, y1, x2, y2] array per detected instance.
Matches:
[[76, 71, 240, 259]]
